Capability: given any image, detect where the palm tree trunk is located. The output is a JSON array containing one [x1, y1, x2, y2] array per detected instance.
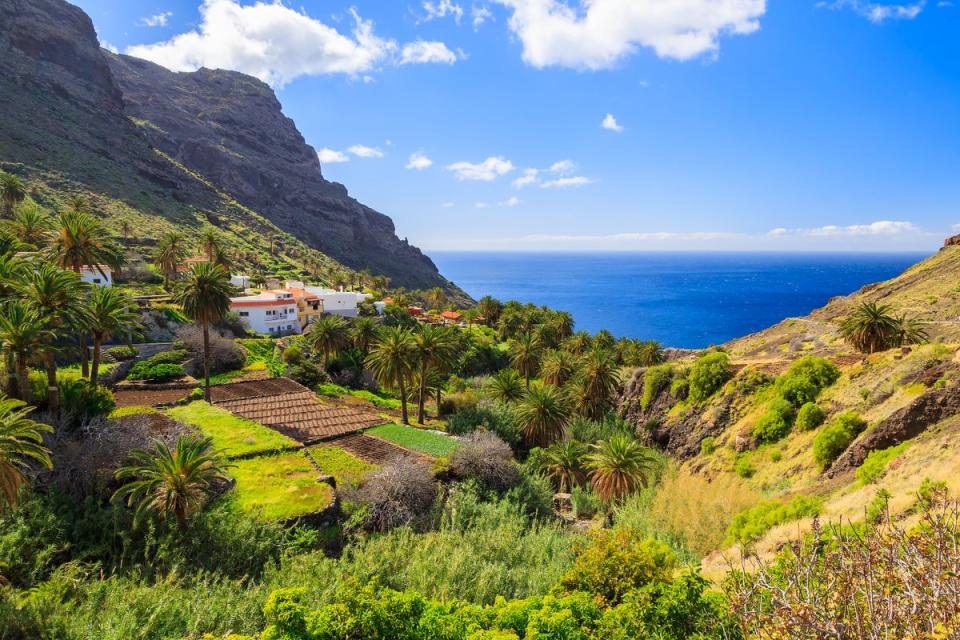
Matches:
[[399, 378, 409, 425], [5, 351, 17, 398], [436, 386, 442, 417], [79, 333, 89, 378], [44, 350, 59, 418], [16, 358, 30, 402], [202, 321, 211, 402], [417, 362, 428, 424], [90, 334, 102, 388]]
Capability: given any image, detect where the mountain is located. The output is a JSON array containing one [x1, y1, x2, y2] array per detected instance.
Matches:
[[0, 0, 461, 294]]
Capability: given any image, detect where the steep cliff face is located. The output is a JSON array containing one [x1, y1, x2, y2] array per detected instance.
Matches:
[[0, 0, 457, 292]]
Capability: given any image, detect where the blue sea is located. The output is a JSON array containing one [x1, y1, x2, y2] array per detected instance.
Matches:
[[430, 252, 928, 349]]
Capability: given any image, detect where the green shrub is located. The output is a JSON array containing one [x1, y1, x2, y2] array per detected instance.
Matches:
[[143, 349, 189, 365], [916, 477, 948, 510], [752, 398, 795, 444], [641, 364, 673, 412], [856, 442, 909, 485], [316, 382, 348, 397], [726, 495, 822, 544], [813, 411, 867, 469], [669, 375, 689, 400], [699, 437, 717, 456], [128, 361, 187, 382], [446, 405, 520, 447], [687, 352, 731, 403], [570, 486, 603, 519], [866, 488, 891, 523], [795, 402, 825, 431], [770, 450, 783, 462], [106, 345, 138, 361], [733, 454, 755, 479], [774, 356, 840, 407], [58, 378, 115, 431]]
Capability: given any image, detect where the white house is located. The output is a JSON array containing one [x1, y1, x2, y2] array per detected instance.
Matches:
[[301, 283, 372, 318], [80, 265, 113, 287], [230, 290, 301, 335]]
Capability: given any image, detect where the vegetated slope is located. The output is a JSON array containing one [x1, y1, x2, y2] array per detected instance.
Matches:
[[619, 240, 960, 571], [0, 0, 462, 294]]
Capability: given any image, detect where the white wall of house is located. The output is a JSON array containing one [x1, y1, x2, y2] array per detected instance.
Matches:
[[303, 286, 371, 318], [80, 266, 112, 287], [231, 291, 301, 335]]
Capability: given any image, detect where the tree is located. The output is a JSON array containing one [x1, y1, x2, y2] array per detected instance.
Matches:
[[476, 295, 503, 326], [2, 201, 50, 248], [0, 172, 26, 219], [486, 368, 525, 403], [894, 313, 928, 347], [571, 347, 621, 420], [0, 396, 53, 511], [330, 270, 350, 291], [541, 440, 588, 493], [112, 436, 229, 531], [174, 263, 232, 401], [351, 316, 380, 353], [308, 315, 351, 367], [593, 329, 615, 351], [424, 287, 447, 311], [510, 331, 542, 388], [563, 331, 593, 355], [155, 231, 186, 289], [198, 226, 229, 266], [585, 434, 658, 503], [0, 302, 52, 401], [637, 341, 665, 367], [412, 324, 457, 424], [840, 302, 900, 354], [548, 311, 575, 343], [541, 349, 578, 386], [366, 327, 417, 424], [88, 287, 141, 387], [516, 383, 570, 448], [19, 263, 91, 417]]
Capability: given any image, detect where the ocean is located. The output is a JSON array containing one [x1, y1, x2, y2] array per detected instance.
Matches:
[[430, 252, 928, 349]]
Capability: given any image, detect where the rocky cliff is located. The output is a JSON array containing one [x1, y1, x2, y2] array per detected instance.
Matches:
[[0, 0, 457, 293]]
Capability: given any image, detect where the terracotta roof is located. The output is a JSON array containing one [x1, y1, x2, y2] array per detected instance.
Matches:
[[441, 311, 462, 320]]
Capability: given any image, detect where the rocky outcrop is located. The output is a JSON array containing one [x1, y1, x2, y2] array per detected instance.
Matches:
[[828, 384, 960, 477], [944, 234, 960, 249], [0, 0, 458, 292]]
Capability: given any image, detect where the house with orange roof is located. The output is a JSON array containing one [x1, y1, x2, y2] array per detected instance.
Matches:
[[440, 310, 462, 325], [282, 281, 323, 328], [230, 290, 300, 335]]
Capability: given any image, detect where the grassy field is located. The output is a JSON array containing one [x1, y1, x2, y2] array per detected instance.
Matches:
[[366, 423, 459, 457], [308, 446, 379, 488], [166, 401, 297, 458], [228, 453, 334, 520]]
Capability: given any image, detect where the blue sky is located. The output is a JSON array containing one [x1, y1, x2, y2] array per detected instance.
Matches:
[[76, 0, 960, 252]]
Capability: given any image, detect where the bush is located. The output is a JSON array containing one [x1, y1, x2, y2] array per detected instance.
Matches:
[[178, 326, 247, 375], [143, 349, 189, 365], [752, 398, 795, 444], [567, 414, 634, 444], [58, 378, 115, 431], [856, 442, 909, 485], [687, 352, 731, 403], [669, 375, 689, 400], [286, 360, 329, 389], [439, 390, 480, 417], [446, 404, 520, 447], [571, 486, 603, 519], [726, 496, 822, 545], [699, 437, 717, 456], [734, 455, 755, 479], [813, 411, 867, 469], [641, 364, 673, 412], [106, 345, 138, 361], [356, 461, 437, 532], [127, 361, 186, 382], [449, 431, 520, 492], [795, 402, 825, 431]]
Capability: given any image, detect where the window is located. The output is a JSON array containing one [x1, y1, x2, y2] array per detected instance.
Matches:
[[92, 278, 101, 284], [239, 311, 249, 317]]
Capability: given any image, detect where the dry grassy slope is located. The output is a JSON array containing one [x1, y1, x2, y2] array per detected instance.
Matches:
[[623, 245, 960, 575]]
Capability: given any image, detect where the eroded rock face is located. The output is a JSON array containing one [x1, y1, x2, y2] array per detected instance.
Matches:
[[944, 234, 960, 249]]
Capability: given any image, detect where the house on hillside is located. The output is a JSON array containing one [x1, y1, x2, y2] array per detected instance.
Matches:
[[282, 281, 323, 329], [302, 284, 371, 318], [80, 264, 113, 287], [440, 310, 462, 326], [230, 290, 301, 335]]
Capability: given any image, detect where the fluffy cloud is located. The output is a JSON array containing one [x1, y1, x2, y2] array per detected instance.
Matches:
[[818, 0, 926, 23], [447, 156, 514, 181], [772, 220, 920, 237], [541, 176, 594, 189], [400, 40, 459, 65], [475, 202, 489, 208], [348, 144, 385, 158], [512, 168, 539, 189], [499, 196, 522, 207], [601, 113, 623, 132], [406, 153, 433, 170], [421, 0, 464, 23], [494, 0, 765, 69], [317, 148, 349, 163], [548, 159, 576, 174], [126, 1, 456, 87], [473, 5, 494, 29], [513, 160, 592, 189], [138, 11, 173, 27]]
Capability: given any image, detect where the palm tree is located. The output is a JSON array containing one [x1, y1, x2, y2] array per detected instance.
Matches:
[[486, 368, 525, 403], [585, 434, 658, 503], [112, 436, 229, 531], [0, 396, 53, 511], [198, 227, 229, 266], [476, 295, 502, 326], [413, 325, 457, 424], [174, 263, 232, 401], [593, 329, 616, 351], [548, 311, 575, 343], [2, 201, 50, 248], [19, 264, 91, 417], [541, 349, 578, 387], [351, 316, 380, 353], [894, 314, 928, 347], [571, 347, 621, 420], [516, 383, 570, 448], [0, 302, 52, 401], [330, 270, 350, 291], [637, 341, 665, 367], [510, 331, 542, 388], [88, 287, 141, 387], [155, 231, 186, 289], [308, 315, 351, 367], [541, 440, 587, 493], [0, 173, 26, 219], [840, 302, 900, 354], [424, 287, 447, 311], [49, 209, 123, 377], [366, 327, 417, 424], [371, 274, 389, 292], [563, 331, 592, 355]]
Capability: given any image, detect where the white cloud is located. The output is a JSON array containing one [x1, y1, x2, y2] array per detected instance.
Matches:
[[139, 11, 173, 27], [601, 113, 623, 132], [500, 196, 522, 207], [348, 144, 385, 158], [512, 168, 539, 189], [472, 4, 493, 29], [548, 159, 576, 175], [475, 202, 489, 208], [447, 156, 514, 181], [765, 221, 920, 237], [317, 147, 349, 163], [406, 153, 433, 170], [541, 176, 594, 189], [421, 0, 464, 23], [400, 40, 459, 65], [494, 0, 765, 69], [818, 0, 926, 23], [125, 1, 455, 87], [441, 202, 456, 208], [100, 39, 120, 54]]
